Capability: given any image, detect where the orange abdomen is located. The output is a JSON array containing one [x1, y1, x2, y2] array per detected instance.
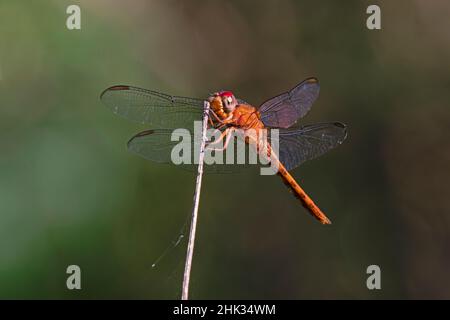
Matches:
[[277, 162, 331, 224]]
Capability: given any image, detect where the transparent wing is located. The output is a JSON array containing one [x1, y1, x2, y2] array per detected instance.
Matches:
[[259, 77, 320, 129], [269, 122, 347, 171], [127, 129, 259, 174], [100, 85, 204, 129]]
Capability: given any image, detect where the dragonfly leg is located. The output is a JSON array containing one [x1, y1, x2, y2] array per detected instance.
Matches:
[[209, 110, 233, 128], [207, 128, 235, 152], [209, 110, 224, 124], [206, 128, 230, 148], [216, 122, 231, 130]]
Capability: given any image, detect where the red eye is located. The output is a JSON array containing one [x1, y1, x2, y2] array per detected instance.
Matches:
[[219, 91, 233, 98]]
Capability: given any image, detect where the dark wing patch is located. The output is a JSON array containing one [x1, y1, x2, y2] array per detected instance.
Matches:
[[259, 78, 320, 128]]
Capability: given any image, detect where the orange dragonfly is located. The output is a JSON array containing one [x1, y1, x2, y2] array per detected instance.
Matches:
[[101, 77, 347, 224]]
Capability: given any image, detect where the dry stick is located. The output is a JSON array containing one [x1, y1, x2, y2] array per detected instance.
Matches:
[[181, 100, 210, 300]]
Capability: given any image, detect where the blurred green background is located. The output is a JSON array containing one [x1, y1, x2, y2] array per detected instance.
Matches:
[[1, 0, 450, 299]]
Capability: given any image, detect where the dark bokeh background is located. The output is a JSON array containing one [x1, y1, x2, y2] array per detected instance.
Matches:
[[1, 0, 449, 299]]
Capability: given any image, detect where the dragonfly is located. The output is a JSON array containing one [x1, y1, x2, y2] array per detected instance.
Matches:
[[100, 77, 347, 224]]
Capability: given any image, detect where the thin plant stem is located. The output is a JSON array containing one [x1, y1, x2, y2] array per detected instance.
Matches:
[[181, 100, 210, 300]]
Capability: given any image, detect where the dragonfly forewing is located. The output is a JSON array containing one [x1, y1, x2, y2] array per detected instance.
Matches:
[[100, 85, 204, 129], [259, 77, 320, 129]]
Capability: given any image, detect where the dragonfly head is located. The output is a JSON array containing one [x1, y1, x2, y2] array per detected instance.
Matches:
[[216, 91, 237, 112]]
